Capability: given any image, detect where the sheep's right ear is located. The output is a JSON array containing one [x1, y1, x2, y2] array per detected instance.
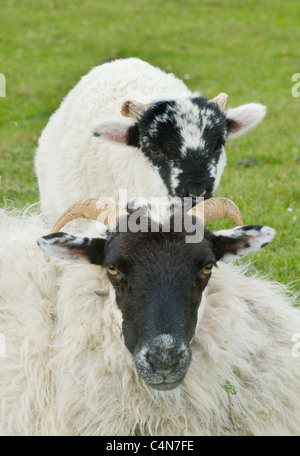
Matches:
[[37, 233, 106, 266], [226, 103, 267, 139], [92, 117, 140, 147]]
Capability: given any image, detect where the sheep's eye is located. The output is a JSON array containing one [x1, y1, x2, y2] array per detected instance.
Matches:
[[107, 265, 119, 275], [150, 147, 164, 159], [202, 263, 213, 275], [215, 137, 224, 151]]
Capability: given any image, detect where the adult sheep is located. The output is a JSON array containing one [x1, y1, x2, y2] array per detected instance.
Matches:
[[1, 198, 299, 436], [35, 58, 266, 223]]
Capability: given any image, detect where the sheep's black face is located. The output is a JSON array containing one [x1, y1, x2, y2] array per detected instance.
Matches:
[[38, 206, 275, 390], [104, 225, 215, 390], [138, 97, 227, 199]]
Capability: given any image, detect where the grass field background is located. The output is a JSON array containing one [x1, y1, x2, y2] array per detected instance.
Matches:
[[0, 0, 299, 290]]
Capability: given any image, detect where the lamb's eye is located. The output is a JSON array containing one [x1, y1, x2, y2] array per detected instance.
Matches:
[[107, 265, 119, 275], [215, 137, 224, 151], [202, 263, 213, 275], [150, 147, 164, 159]]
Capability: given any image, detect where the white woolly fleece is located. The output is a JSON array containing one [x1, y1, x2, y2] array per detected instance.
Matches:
[[0, 210, 300, 436], [35, 58, 191, 224]]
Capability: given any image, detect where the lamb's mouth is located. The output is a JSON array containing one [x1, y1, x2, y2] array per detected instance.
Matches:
[[189, 190, 207, 198], [188, 190, 213, 204]]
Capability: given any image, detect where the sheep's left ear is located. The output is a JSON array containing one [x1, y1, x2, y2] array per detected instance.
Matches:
[[226, 103, 267, 139], [211, 225, 275, 262], [37, 233, 106, 265], [92, 116, 140, 147]]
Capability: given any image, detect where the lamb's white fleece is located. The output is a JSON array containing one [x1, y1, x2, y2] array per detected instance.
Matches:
[[35, 58, 192, 224]]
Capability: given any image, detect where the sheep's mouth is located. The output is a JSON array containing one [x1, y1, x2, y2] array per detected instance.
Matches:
[[146, 378, 184, 391]]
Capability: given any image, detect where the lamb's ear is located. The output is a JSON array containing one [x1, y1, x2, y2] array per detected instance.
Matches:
[[37, 233, 106, 266], [226, 103, 267, 139], [92, 117, 140, 147], [212, 225, 275, 262]]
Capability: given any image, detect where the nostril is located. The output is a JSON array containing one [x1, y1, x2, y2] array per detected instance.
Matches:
[[147, 350, 185, 371], [185, 187, 207, 198], [188, 190, 206, 198], [147, 355, 157, 369]]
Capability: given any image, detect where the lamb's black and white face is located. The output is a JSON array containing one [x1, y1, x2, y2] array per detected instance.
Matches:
[[137, 98, 227, 199], [93, 95, 266, 200]]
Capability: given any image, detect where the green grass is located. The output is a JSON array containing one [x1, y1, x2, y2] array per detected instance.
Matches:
[[0, 0, 299, 290]]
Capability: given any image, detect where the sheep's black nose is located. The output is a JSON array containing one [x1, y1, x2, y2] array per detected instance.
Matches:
[[185, 185, 207, 199], [188, 190, 206, 198], [147, 351, 185, 373], [184, 190, 213, 203], [144, 338, 190, 376], [134, 335, 192, 390]]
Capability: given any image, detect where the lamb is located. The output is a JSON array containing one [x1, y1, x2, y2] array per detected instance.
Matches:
[[1, 198, 300, 436], [34, 58, 267, 224]]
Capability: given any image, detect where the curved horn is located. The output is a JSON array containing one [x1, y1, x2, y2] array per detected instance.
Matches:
[[187, 197, 243, 227], [121, 100, 152, 120], [44, 198, 128, 262], [210, 93, 229, 112], [48, 198, 128, 234]]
